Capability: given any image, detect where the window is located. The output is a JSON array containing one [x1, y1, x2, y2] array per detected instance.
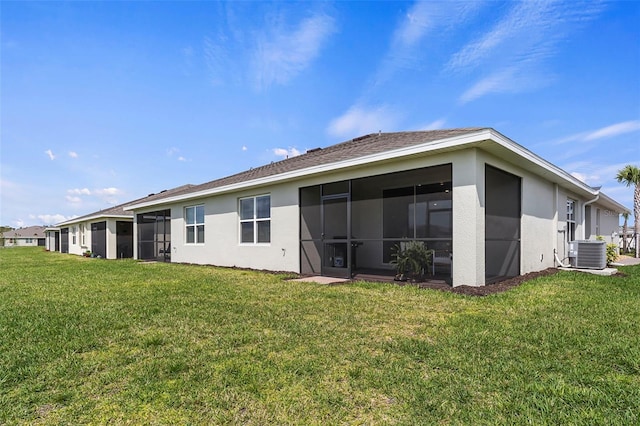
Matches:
[[567, 199, 576, 242], [185, 205, 205, 244], [382, 182, 452, 262], [240, 195, 271, 244], [72, 226, 77, 245]]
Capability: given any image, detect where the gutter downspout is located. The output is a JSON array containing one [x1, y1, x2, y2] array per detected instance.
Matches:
[[583, 193, 600, 240], [553, 183, 567, 267]]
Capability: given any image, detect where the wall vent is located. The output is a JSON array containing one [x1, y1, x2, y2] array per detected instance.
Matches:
[[568, 240, 607, 269]]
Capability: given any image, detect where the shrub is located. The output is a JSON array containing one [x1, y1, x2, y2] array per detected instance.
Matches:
[[596, 236, 619, 264], [390, 241, 434, 282]]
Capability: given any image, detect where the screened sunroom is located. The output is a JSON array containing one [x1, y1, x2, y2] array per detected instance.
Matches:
[[300, 164, 453, 282], [136, 209, 171, 262]]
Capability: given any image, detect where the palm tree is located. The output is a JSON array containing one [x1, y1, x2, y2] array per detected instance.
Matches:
[[621, 212, 629, 253], [616, 165, 640, 257]]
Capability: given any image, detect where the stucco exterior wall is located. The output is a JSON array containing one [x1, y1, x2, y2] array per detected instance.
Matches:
[[106, 220, 118, 259], [58, 219, 126, 259], [67, 225, 84, 256], [478, 151, 557, 275], [584, 204, 620, 245], [130, 144, 625, 285], [4, 238, 41, 247], [168, 181, 301, 271], [164, 150, 469, 277], [597, 206, 621, 246], [452, 149, 485, 286]]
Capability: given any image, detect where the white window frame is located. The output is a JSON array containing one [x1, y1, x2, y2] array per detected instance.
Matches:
[[185, 205, 205, 244], [567, 199, 576, 243], [239, 195, 271, 245]]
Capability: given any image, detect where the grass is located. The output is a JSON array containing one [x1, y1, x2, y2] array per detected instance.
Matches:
[[1, 247, 639, 425]]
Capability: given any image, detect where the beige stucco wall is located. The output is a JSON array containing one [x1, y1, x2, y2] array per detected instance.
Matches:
[[584, 204, 620, 245], [4, 238, 41, 247], [159, 150, 471, 278], [131, 146, 623, 285], [60, 219, 124, 259], [478, 152, 552, 273], [451, 149, 485, 286]]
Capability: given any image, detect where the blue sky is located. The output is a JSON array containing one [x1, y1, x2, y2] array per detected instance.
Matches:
[[1, 0, 639, 228]]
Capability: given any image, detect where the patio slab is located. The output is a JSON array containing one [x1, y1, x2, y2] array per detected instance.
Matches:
[[614, 255, 640, 266], [558, 267, 618, 276], [290, 276, 351, 285]]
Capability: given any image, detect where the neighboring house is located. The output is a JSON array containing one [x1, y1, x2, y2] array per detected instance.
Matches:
[[53, 185, 193, 259], [121, 128, 628, 287], [3, 226, 46, 247], [44, 227, 60, 252]]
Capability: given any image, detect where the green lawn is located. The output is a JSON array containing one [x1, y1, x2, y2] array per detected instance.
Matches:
[[1, 248, 639, 424]]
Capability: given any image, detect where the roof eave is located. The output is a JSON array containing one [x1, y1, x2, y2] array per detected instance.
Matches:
[[56, 214, 133, 227], [124, 128, 619, 212], [125, 129, 494, 211]]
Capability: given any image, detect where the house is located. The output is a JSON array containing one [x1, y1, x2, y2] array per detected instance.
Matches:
[[44, 227, 60, 252], [54, 204, 135, 259], [3, 226, 46, 247], [122, 128, 628, 286], [53, 185, 194, 259]]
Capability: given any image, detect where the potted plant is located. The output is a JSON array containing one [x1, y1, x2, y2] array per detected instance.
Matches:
[[390, 241, 434, 282], [83, 250, 92, 257]]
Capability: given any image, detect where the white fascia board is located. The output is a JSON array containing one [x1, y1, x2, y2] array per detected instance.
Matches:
[[56, 214, 132, 227], [487, 129, 598, 197], [125, 128, 615, 211], [596, 192, 631, 214], [125, 130, 492, 211]]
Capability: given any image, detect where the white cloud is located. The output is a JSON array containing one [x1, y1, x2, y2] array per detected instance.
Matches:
[[93, 187, 122, 205], [68, 151, 78, 158], [65, 195, 82, 204], [204, 34, 231, 86], [395, 2, 433, 48], [448, 2, 602, 72], [327, 105, 401, 139], [167, 147, 180, 156], [418, 118, 447, 131], [272, 147, 302, 159], [35, 214, 71, 225], [242, 146, 248, 152], [553, 120, 640, 145], [67, 188, 91, 195], [95, 187, 120, 196], [253, 12, 336, 90], [451, 1, 604, 102], [373, 1, 483, 86], [565, 160, 640, 187], [458, 66, 551, 104], [584, 120, 640, 141], [13, 219, 25, 228], [45, 149, 55, 160], [570, 172, 590, 184], [177, 156, 187, 162]]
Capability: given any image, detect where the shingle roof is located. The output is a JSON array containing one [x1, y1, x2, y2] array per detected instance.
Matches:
[[3, 225, 46, 238], [137, 128, 487, 205], [57, 184, 195, 226]]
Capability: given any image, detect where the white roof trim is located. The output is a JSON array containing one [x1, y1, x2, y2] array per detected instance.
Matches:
[[487, 130, 597, 195], [124, 128, 616, 211], [126, 130, 490, 210], [56, 214, 132, 227]]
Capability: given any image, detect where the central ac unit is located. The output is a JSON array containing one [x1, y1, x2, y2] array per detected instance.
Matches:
[[568, 240, 607, 269]]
